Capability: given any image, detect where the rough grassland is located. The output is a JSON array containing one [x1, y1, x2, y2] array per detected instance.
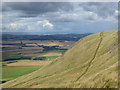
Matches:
[[3, 30, 118, 88]]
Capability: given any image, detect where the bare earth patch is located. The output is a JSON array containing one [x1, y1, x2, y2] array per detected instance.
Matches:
[[6, 61, 51, 66]]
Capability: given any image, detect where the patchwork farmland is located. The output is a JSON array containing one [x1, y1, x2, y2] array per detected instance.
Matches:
[[2, 40, 75, 61], [1, 39, 76, 83]]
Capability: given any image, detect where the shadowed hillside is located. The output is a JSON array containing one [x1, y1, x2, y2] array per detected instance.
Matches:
[[3, 30, 118, 88]]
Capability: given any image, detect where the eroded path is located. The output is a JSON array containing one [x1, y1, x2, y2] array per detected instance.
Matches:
[[75, 32, 103, 81]]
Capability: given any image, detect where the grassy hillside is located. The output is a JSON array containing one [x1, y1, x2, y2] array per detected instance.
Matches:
[[3, 30, 118, 88]]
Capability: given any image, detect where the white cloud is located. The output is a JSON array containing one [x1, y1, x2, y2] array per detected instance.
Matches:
[[3, 19, 54, 32], [9, 23, 19, 29], [7, 23, 24, 30], [37, 20, 54, 29]]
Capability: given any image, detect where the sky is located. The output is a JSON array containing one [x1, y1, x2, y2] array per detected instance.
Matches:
[[1, 2, 118, 34]]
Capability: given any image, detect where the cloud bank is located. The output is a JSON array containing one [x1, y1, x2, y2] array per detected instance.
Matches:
[[2, 2, 118, 33]]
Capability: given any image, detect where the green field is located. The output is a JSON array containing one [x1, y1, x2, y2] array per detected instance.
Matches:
[[2, 50, 19, 54], [45, 56, 59, 60], [2, 56, 22, 61], [2, 55, 60, 62], [2, 66, 42, 81]]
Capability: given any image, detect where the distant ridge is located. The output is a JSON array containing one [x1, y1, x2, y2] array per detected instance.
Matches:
[[2, 32, 92, 35], [3, 30, 118, 88], [2, 33, 91, 41]]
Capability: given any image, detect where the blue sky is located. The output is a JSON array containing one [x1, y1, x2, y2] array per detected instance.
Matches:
[[2, 2, 118, 34]]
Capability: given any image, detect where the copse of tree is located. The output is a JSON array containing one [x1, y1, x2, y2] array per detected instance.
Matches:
[[32, 57, 46, 60], [2, 56, 32, 61]]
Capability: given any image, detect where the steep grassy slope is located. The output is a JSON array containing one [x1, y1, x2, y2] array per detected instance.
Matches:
[[3, 30, 118, 88]]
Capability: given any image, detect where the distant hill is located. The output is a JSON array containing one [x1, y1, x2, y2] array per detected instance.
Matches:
[[3, 30, 118, 88], [2, 33, 91, 41]]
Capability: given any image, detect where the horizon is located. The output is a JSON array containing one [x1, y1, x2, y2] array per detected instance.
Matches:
[[2, 31, 93, 35]]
